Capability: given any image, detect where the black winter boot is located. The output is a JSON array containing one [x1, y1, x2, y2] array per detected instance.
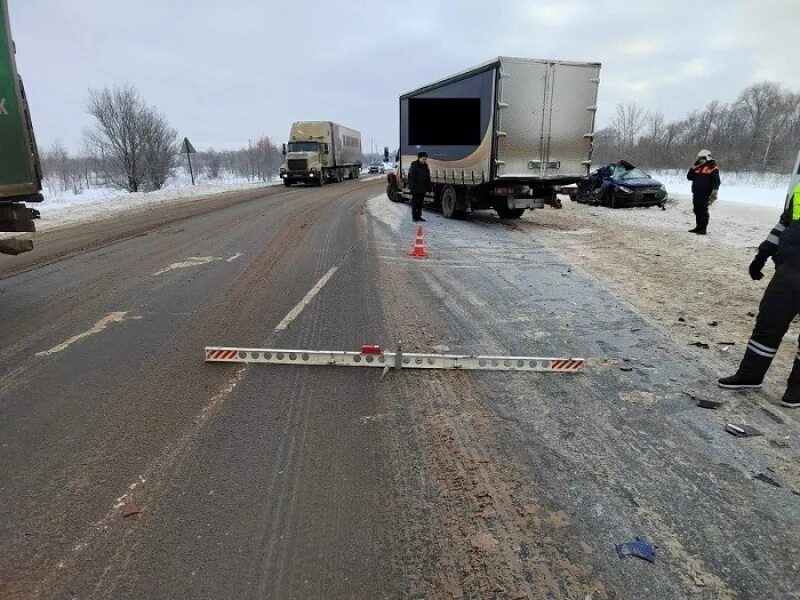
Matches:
[[781, 357, 800, 408], [717, 373, 763, 389], [718, 346, 775, 389]]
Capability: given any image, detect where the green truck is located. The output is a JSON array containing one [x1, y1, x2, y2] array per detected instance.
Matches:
[[0, 0, 42, 255]]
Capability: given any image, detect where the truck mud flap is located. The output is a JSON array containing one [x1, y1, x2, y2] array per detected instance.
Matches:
[[0, 238, 34, 255]]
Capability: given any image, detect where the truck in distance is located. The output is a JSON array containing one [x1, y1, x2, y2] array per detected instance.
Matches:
[[387, 56, 601, 219], [280, 121, 362, 187]]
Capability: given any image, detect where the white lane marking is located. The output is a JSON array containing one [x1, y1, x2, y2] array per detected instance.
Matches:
[[152, 256, 222, 276], [36, 312, 131, 357], [275, 266, 339, 331], [226, 253, 243, 262], [44, 366, 248, 588]]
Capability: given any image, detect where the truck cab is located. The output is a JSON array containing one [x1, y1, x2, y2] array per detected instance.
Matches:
[[280, 121, 362, 187], [281, 140, 327, 186]]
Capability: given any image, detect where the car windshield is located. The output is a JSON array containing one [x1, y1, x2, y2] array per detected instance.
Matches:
[[370, 162, 382, 166], [287, 142, 319, 152], [616, 167, 651, 180]]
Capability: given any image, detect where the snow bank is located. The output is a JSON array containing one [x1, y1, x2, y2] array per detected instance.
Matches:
[[36, 178, 278, 231], [650, 169, 791, 209]]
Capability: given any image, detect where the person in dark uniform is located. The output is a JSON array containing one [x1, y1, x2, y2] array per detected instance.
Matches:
[[718, 181, 800, 408], [407, 151, 431, 222], [687, 149, 720, 234]]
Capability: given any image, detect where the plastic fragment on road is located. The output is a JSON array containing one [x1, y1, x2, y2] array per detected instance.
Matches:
[[725, 424, 763, 438], [696, 398, 724, 409], [122, 502, 141, 518], [753, 473, 781, 487], [615, 537, 656, 563]]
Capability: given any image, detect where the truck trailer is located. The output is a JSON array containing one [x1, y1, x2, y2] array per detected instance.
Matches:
[[0, 0, 43, 255], [280, 121, 362, 186], [387, 56, 601, 219]]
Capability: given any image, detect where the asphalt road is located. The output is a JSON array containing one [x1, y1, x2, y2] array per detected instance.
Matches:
[[0, 179, 797, 599]]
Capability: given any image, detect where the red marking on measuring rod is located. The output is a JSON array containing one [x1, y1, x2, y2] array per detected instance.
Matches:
[[205, 349, 239, 361], [551, 359, 584, 372], [361, 345, 384, 355]]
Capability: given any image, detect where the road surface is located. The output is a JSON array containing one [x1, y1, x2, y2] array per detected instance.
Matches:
[[0, 178, 797, 599]]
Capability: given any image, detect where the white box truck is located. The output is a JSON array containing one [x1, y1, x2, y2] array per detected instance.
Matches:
[[387, 56, 601, 219]]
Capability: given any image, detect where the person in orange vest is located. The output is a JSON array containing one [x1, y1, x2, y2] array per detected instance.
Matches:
[[718, 181, 800, 408], [687, 149, 720, 234]]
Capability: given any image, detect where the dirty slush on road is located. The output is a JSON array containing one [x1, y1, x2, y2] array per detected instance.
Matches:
[[362, 194, 799, 599]]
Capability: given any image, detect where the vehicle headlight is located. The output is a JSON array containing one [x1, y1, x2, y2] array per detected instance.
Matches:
[[618, 186, 632, 193], [658, 184, 666, 192]]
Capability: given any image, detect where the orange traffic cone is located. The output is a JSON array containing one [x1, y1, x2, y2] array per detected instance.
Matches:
[[408, 225, 428, 258]]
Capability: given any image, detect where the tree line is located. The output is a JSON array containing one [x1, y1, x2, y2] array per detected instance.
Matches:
[[593, 81, 800, 173], [41, 84, 285, 196]]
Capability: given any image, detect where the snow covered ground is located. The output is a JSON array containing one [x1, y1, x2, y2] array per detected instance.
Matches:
[[650, 169, 791, 209], [35, 173, 279, 232]]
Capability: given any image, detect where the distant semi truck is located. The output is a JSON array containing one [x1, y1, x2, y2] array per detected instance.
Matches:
[[0, 0, 43, 255], [387, 56, 601, 219], [280, 121, 362, 186]]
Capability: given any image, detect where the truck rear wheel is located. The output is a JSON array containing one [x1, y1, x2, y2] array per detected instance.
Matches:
[[387, 184, 402, 203], [441, 186, 465, 219]]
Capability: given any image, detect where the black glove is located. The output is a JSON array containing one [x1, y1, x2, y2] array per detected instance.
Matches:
[[749, 254, 768, 281]]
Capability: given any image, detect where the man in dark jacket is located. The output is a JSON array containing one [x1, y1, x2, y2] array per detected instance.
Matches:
[[687, 149, 720, 234], [407, 151, 432, 222], [718, 181, 800, 408]]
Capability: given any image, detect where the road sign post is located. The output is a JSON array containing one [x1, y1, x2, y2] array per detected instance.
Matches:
[[180, 137, 197, 185]]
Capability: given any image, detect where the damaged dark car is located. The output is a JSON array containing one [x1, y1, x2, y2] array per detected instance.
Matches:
[[573, 161, 668, 208]]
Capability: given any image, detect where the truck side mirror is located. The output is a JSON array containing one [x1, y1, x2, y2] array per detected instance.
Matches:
[[282, 144, 286, 156]]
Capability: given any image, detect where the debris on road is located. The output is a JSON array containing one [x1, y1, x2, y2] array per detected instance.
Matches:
[[697, 398, 725, 409], [753, 473, 782, 488], [615, 537, 656, 563], [681, 391, 724, 409], [690, 341, 710, 349], [725, 424, 763, 438], [122, 502, 141, 518]]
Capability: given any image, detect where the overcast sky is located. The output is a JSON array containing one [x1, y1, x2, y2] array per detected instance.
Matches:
[[8, 0, 800, 154]]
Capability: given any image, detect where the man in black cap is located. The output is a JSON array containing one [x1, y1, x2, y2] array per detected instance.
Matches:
[[407, 151, 432, 222]]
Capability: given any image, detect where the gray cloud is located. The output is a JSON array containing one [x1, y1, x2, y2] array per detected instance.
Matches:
[[8, 0, 799, 153]]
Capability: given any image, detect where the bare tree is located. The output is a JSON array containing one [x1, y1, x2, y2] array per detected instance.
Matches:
[[594, 81, 799, 173], [611, 103, 648, 151], [206, 148, 221, 179], [41, 141, 84, 195], [84, 85, 177, 192]]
